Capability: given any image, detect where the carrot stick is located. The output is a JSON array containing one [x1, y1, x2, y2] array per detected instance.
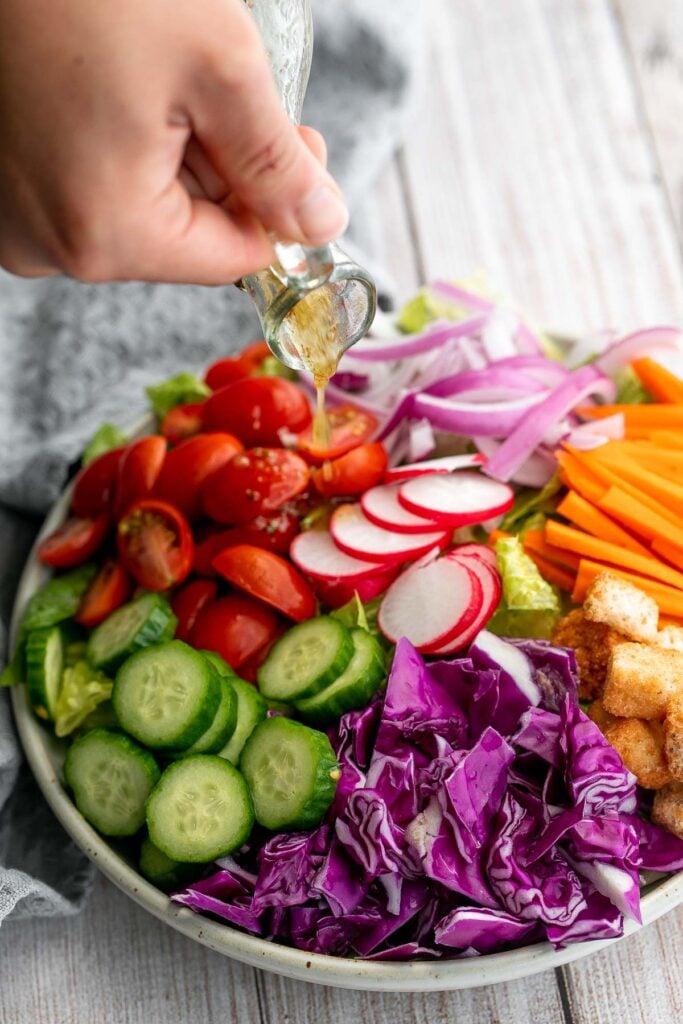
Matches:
[[652, 537, 683, 571], [556, 490, 650, 556], [566, 448, 682, 526], [582, 449, 683, 512], [488, 529, 511, 546], [597, 486, 683, 550], [555, 451, 606, 504], [545, 519, 683, 590], [525, 551, 575, 592], [632, 357, 683, 404], [572, 559, 683, 618], [647, 430, 683, 450], [576, 405, 683, 430], [523, 529, 581, 571]]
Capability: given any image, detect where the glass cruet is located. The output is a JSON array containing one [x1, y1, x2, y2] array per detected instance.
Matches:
[[239, 0, 377, 372]]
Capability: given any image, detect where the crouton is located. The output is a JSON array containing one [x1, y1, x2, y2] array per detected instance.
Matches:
[[652, 781, 683, 840], [602, 643, 683, 719], [655, 625, 683, 653], [664, 692, 683, 782], [583, 571, 659, 642], [587, 699, 618, 733], [552, 609, 628, 700], [604, 717, 672, 790]]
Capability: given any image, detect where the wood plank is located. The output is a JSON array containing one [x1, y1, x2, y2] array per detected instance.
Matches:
[[399, 0, 683, 333], [370, 155, 423, 302], [1, 876, 264, 1024], [615, 0, 683, 244]]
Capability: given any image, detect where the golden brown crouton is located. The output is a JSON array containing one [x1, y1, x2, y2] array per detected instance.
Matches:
[[587, 699, 618, 733], [652, 781, 683, 840], [602, 643, 683, 719], [664, 692, 683, 782], [604, 718, 672, 790], [552, 609, 628, 700], [655, 625, 683, 653], [583, 572, 659, 642]]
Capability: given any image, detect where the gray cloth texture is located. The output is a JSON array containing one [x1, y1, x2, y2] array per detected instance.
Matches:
[[0, 0, 420, 924]]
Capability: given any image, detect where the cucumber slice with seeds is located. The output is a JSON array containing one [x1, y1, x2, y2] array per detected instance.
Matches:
[[139, 837, 196, 891], [256, 616, 353, 703], [168, 674, 238, 758], [146, 755, 254, 862], [217, 676, 267, 766], [113, 641, 221, 750], [25, 625, 65, 720], [87, 593, 176, 672], [64, 728, 160, 836], [240, 717, 340, 831], [200, 650, 236, 678], [294, 627, 386, 727]]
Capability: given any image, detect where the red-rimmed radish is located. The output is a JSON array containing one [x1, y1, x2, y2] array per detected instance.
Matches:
[[361, 484, 442, 534], [289, 529, 385, 582], [378, 558, 482, 651], [384, 453, 486, 484], [330, 504, 450, 565], [313, 564, 400, 609], [450, 542, 499, 570], [429, 555, 502, 654], [398, 471, 514, 527]]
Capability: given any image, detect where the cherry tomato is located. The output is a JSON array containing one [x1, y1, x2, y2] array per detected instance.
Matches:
[[203, 377, 312, 447], [160, 402, 205, 446], [204, 357, 251, 390], [202, 448, 310, 525], [296, 404, 379, 464], [213, 544, 317, 622], [237, 624, 287, 683], [239, 340, 271, 366], [193, 512, 300, 576], [171, 579, 219, 642], [37, 513, 110, 568], [114, 436, 167, 520], [155, 432, 244, 521], [117, 498, 193, 591], [311, 442, 388, 498], [74, 559, 132, 628], [71, 447, 125, 518], [189, 593, 280, 670]]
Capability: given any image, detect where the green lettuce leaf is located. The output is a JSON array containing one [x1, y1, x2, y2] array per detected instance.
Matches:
[[614, 366, 652, 405], [82, 423, 127, 465], [0, 650, 23, 688], [331, 593, 382, 637], [495, 536, 560, 612], [500, 475, 563, 535], [21, 565, 97, 634], [146, 372, 211, 420], [54, 661, 113, 738]]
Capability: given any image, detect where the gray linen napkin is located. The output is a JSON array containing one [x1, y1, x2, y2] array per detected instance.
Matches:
[[0, 0, 421, 923]]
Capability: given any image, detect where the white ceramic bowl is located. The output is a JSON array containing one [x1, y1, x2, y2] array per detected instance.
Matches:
[[9, 422, 683, 991]]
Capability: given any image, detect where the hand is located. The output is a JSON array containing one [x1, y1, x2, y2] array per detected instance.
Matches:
[[0, 0, 348, 284]]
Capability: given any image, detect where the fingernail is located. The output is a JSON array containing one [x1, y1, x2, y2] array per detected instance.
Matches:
[[295, 184, 349, 243]]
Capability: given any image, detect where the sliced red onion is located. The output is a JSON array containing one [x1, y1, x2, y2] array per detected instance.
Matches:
[[485, 366, 616, 482], [481, 307, 521, 361], [595, 326, 683, 375], [459, 336, 489, 370], [473, 437, 557, 487], [330, 370, 370, 391], [430, 280, 494, 313], [408, 418, 436, 463], [411, 391, 549, 438], [350, 317, 487, 362], [425, 366, 547, 399], [567, 413, 625, 445]]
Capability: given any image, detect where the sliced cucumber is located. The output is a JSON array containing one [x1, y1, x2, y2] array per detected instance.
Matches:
[[200, 650, 235, 678], [25, 626, 65, 721], [87, 593, 177, 672], [113, 641, 221, 750], [146, 755, 254, 862], [64, 728, 160, 836], [217, 676, 267, 766], [139, 836, 195, 892], [240, 717, 340, 831], [169, 674, 238, 758], [256, 616, 353, 703], [294, 628, 386, 727]]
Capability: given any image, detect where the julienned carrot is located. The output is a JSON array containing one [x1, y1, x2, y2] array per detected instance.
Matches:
[[545, 519, 683, 590], [652, 537, 683, 571], [632, 357, 683, 403], [577, 404, 683, 430], [524, 551, 575, 592], [523, 529, 580, 571], [584, 448, 683, 511], [647, 430, 683, 450], [572, 560, 683, 618], [556, 490, 650, 556], [566, 447, 682, 527], [555, 451, 605, 504], [598, 486, 683, 551]]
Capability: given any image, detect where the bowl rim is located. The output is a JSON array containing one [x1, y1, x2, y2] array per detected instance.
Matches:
[[9, 417, 683, 992]]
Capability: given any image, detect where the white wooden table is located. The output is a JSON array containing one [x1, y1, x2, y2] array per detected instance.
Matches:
[[4, 2, 683, 1021]]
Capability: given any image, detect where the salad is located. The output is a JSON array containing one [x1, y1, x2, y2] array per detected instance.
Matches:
[[6, 283, 683, 962]]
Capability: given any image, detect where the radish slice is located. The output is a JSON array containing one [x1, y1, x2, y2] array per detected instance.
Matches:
[[450, 543, 498, 569], [378, 558, 482, 651], [430, 557, 502, 654], [398, 471, 514, 527], [384, 453, 486, 484], [330, 504, 450, 564], [361, 484, 442, 534], [313, 564, 400, 609], [290, 529, 385, 582]]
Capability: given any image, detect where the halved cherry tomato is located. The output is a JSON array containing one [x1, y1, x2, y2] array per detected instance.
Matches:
[[203, 377, 311, 447], [160, 402, 205, 446], [71, 447, 125, 518], [311, 442, 388, 498], [114, 436, 167, 520], [155, 432, 243, 520], [74, 559, 132, 628], [171, 579, 219, 642], [237, 624, 288, 683], [296, 403, 379, 464], [213, 545, 317, 622], [37, 513, 110, 568], [189, 593, 280, 670], [117, 498, 193, 591], [202, 448, 310, 525], [193, 511, 300, 575]]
